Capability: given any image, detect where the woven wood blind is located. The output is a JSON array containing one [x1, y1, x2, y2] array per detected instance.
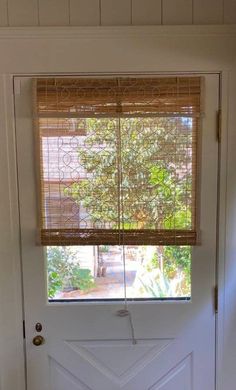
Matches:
[[35, 76, 201, 246]]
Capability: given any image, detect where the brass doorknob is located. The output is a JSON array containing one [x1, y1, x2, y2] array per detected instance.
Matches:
[[32, 335, 45, 346]]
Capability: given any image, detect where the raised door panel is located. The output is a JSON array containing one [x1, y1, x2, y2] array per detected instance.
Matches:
[[45, 339, 192, 390]]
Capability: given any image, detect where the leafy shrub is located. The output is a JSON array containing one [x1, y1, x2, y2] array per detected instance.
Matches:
[[163, 246, 191, 294], [134, 246, 191, 297], [47, 246, 95, 298]]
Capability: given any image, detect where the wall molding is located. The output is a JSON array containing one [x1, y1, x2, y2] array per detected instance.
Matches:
[[0, 25, 235, 40]]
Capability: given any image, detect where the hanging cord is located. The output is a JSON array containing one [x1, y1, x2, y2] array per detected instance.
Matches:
[[116, 245, 137, 345], [116, 116, 137, 345]]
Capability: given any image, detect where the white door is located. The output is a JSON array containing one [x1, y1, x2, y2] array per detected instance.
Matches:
[[15, 74, 219, 390]]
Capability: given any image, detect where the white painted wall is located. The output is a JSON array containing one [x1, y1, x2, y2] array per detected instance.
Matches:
[[0, 0, 236, 26], [0, 25, 236, 390]]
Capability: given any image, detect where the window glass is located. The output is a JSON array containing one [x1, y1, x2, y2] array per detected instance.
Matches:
[[36, 76, 199, 302], [47, 245, 191, 301]]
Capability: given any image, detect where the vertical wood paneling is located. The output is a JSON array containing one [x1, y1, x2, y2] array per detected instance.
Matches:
[[163, 0, 192, 25], [132, 0, 161, 25], [224, 0, 236, 23], [39, 0, 69, 26], [101, 0, 131, 25], [0, 0, 8, 26], [4, 0, 236, 28], [8, 0, 38, 26], [193, 0, 223, 24], [70, 0, 100, 26]]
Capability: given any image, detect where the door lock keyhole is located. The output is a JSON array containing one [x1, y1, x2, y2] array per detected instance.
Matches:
[[35, 322, 42, 332]]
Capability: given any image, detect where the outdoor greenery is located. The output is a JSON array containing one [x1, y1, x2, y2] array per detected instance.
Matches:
[[47, 244, 191, 299], [150, 246, 191, 296], [47, 246, 94, 298], [66, 117, 192, 229], [47, 117, 192, 299], [163, 246, 191, 293], [65, 117, 192, 295]]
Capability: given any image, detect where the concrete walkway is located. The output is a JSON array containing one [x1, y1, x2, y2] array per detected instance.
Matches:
[[58, 247, 139, 299]]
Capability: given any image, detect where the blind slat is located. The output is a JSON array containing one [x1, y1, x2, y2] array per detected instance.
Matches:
[[41, 229, 197, 246], [37, 77, 202, 118], [35, 76, 201, 246]]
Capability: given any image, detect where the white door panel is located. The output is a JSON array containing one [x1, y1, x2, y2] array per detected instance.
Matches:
[[15, 73, 219, 390]]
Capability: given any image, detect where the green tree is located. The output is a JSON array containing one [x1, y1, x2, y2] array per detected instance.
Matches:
[[67, 117, 193, 230], [65, 117, 193, 294]]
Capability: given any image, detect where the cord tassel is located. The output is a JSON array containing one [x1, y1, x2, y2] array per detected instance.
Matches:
[[116, 309, 137, 345]]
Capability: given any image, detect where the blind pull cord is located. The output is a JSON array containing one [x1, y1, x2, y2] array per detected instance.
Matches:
[[116, 244, 137, 345], [115, 118, 137, 346]]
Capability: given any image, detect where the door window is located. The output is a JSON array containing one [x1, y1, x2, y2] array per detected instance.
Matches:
[[35, 77, 201, 301]]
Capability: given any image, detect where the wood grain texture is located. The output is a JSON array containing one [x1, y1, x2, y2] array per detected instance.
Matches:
[[163, 0, 193, 25], [132, 0, 161, 25], [224, 0, 236, 23], [0, 0, 8, 26], [39, 0, 69, 26], [193, 0, 223, 24], [101, 0, 131, 25], [70, 0, 100, 26], [8, 0, 38, 26]]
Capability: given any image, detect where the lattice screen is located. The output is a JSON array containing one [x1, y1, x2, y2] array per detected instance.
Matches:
[[35, 76, 202, 246]]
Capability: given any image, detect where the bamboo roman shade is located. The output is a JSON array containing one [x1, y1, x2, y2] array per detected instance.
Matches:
[[35, 76, 202, 246]]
